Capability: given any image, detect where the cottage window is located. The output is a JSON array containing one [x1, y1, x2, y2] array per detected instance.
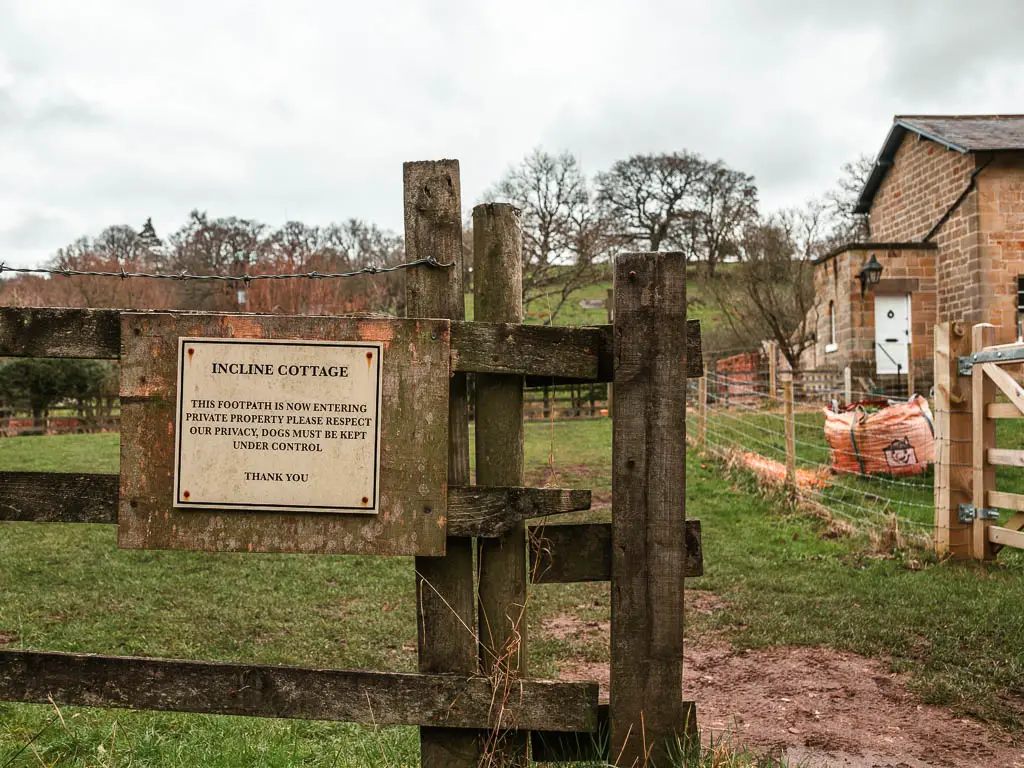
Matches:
[[825, 301, 838, 353]]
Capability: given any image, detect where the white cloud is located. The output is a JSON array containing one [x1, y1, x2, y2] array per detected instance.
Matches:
[[2, 0, 1023, 267]]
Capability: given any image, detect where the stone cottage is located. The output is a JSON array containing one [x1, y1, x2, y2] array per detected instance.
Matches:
[[802, 115, 1024, 393]]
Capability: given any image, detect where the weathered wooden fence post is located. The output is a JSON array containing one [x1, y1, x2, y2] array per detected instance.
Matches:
[[474, 202, 529, 764], [404, 160, 480, 767], [933, 322, 972, 558], [972, 323, 997, 560], [767, 340, 778, 404], [843, 365, 853, 408], [784, 380, 796, 489], [610, 251, 690, 765]]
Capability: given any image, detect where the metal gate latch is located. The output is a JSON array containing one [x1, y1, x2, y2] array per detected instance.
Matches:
[[958, 503, 1000, 523]]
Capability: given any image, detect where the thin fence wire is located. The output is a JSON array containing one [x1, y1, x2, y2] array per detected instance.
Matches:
[[689, 369, 944, 542]]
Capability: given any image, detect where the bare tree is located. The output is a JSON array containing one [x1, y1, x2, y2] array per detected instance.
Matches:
[[48, 228, 171, 309], [167, 211, 271, 310], [595, 152, 706, 252], [702, 216, 818, 374], [245, 219, 406, 315], [825, 155, 873, 243], [775, 199, 831, 261], [485, 148, 604, 324], [688, 161, 758, 277]]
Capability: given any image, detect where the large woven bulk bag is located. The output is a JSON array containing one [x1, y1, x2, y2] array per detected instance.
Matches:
[[823, 395, 935, 477]]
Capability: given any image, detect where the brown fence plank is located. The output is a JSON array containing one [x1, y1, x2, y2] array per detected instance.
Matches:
[[0, 473, 590, 536], [0, 307, 121, 358], [0, 307, 702, 382], [529, 521, 702, 583], [452, 322, 599, 380], [448, 487, 590, 537], [521, 319, 701, 385], [0, 472, 118, 523], [0, 475, 703, 582], [534, 520, 702, 582], [0, 650, 597, 732], [610, 251, 691, 764]]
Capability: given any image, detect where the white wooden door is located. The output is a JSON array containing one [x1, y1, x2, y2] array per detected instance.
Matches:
[[874, 294, 910, 374]]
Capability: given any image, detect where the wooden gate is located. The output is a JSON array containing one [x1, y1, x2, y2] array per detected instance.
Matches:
[[0, 159, 703, 766], [935, 321, 1024, 559]]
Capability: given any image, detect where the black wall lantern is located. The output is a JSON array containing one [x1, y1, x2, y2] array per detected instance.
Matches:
[[857, 253, 883, 296]]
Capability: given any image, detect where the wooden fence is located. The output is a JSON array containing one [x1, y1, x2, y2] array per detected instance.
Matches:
[[934, 321, 1024, 560], [0, 160, 703, 766], [0, 415, 120, 437], [522, 383, 608, 420]]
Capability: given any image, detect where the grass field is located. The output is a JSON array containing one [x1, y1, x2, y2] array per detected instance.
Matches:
[[3, 420, 1024, 766], [463, 268, 725, 330]]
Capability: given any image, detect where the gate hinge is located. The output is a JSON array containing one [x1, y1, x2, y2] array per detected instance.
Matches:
[[959, 346, 1024, 376], [958, 503, 1000, 523]]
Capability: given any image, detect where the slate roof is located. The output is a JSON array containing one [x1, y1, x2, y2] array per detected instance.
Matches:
[[855, 115, 1024, 214]]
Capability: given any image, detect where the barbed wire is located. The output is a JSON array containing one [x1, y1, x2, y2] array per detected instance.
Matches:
[[0, 256, 453, 284]]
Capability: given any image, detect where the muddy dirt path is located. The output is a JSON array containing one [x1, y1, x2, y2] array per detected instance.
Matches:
[[546, 605, 1024, 768]]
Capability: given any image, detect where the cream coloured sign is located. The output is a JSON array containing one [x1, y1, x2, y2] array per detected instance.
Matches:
[[173, 337, 382, 513]]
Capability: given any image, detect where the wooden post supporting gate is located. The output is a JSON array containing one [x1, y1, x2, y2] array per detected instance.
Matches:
[[933, 322, 972, 559], [611, 252, 692, 765], [404, 160, 479, 767], [0, 160, 705, 766], [934, 321, 1024, 560], [474, 202, 529, 765]]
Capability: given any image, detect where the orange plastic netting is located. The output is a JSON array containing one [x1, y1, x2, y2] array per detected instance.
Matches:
[[823, 395, 935, 477], [739, 451, 830, 490]]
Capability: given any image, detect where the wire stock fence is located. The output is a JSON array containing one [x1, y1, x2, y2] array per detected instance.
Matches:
[[688, 370, 945, 546]]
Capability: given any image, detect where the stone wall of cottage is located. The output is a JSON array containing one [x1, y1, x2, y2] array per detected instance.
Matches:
[[794, 133, 1024, 395], [977, 151, 1024, 338], [869, 133, 982, 327], [869, 134, 976, 242], [804, 247, 937, 394]]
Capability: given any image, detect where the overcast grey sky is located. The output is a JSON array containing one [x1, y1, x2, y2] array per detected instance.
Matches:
[[2, 0, 1023, 268]]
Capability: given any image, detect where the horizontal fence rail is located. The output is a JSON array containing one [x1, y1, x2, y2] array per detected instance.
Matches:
[[0, 307, 703, 382], [0, 472, 584, 537], [530, 521, 703, 582], [0, 471, 703, 578], [0, 650, 598, 732]]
